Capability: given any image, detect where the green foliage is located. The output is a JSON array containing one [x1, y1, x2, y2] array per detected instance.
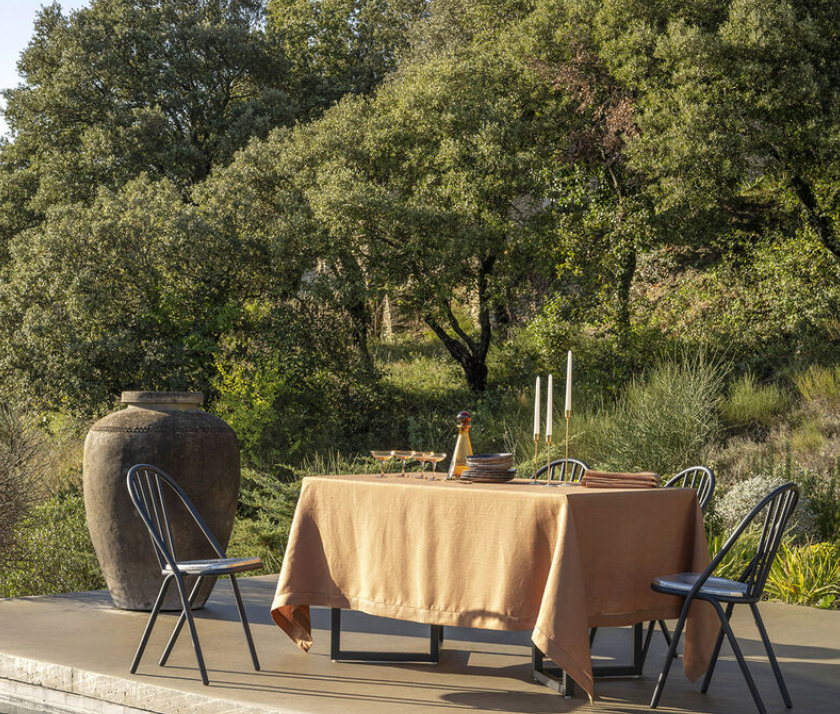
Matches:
[[0, 404, 46, 569], [579, 0, 840, 260], [294, 450, 372, 477], [794, 365, 840, 409], [794, 465, 840, 544], [721, 373, 792, 431], [708, 532, 759, 583], [634, 234, 840, 377], [576, 357, 724, 475], [706, 534, 840, 610], [0, 177, 260, 412], [0, 492, 104, 598], [2, 0, 840, 612], [212, 315, 398, 470], [0, 0, 294, 240], [789, 419, 826, 454], [707, 534, 840, 609], [227, 469, 303, 573], [716, 472, 819, 542], [767, 542, 840, 609], [268, 0, 427, 114]]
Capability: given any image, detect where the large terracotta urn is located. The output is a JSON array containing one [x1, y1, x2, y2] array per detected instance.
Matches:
[[83, 391, 240, 610]]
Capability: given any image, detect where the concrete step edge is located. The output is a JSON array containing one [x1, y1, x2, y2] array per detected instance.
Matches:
[[0, 653, 292, 714]]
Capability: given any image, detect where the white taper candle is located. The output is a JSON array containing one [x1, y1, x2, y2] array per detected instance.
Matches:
[[533, 376, 541, 437], [546, 374, 553, 436], [565, 351, 573, 413]]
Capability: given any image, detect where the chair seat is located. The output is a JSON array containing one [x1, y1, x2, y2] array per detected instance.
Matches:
[[164, 556, 263, 577], [652, 572, 750, 600]]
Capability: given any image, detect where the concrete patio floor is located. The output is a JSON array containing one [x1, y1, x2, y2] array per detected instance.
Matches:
[[0, 575, 837, 714]]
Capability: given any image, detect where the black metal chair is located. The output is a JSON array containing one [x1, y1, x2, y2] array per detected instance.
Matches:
[[639, 465, 717, 660], [650, 482, 799, 714], [126, 464, 262, 685], [535, 458, 588, 482], [664, 465, 715, 511]]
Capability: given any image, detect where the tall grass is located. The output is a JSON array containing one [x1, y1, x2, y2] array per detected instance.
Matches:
[[576, 357, 725, 475], [720, 373, 791, 430], [767, 542, 840, 608], [794, 364, 840, 409], [707, 536, 840, 609], [295, 449, 371, 477]]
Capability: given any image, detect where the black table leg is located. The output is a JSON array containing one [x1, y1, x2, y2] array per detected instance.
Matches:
[[330, 608, 444, 663], [532, 622, 645, 697]]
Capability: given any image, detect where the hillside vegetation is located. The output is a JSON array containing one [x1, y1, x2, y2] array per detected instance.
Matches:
[[0, 0, 838, 608]]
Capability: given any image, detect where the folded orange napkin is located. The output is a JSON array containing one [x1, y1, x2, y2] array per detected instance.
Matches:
[[581, 470, 660, 489]]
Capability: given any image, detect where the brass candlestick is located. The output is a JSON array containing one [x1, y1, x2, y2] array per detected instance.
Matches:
[[565, 410, 571, 464], [544, 434, 553, 486], [531, 434, 539, 485]]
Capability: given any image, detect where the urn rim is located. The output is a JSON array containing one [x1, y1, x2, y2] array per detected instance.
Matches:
[[121, 391, 204, 408]]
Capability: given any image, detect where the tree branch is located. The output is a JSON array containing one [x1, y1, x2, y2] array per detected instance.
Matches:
[[444, 301, 476, 353], [790, 174, 840, 261], [476, 255, 495, 355], [424, 314, 470, 366]]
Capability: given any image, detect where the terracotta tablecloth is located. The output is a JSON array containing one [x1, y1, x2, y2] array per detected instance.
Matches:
[[271, 475, 718, 700]]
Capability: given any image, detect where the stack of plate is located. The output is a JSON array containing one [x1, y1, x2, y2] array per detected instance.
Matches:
[[462, 453, 516, 482]]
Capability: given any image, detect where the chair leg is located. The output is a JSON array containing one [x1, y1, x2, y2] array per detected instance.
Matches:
[[750, 602, 792, 708], [641, 620, 656, 666], [712, 600, 767, 714], [701, 602, 733, 693], [130, 575, 172, 674], [589, 627, 598, 647], [658, 620, 674, 648], [230, 575, 260, 671], [159, 576, 203, 666], [649, 612, 686, 709], [172, 573, 209, 685]]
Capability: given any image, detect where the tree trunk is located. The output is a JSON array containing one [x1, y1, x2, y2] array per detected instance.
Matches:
[[790, 175, 840, 261], [615, 243, 637, 346], [464, 355, 488, 392], [336, 253, 375, 374], [347, 300, 375, 374], [423, 255, 496, 393]]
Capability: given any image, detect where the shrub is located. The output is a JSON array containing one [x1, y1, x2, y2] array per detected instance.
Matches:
[[0, 404, 47, 569], [576, 356, 724, 475], [227, 516, 289, 575], [789, 418, 827, 454], [708, 532, 759, 581], [228, 469, 303, 574], [720, 374, 791, 431], [766, 542, 840, 608], [716, 474, 819, 542], [793, 365, 840, 410], [794, 465, 840, 543], [0, 492, 104, 598]]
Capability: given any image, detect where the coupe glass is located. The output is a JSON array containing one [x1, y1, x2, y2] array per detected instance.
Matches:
[[390, 450, 415, 477], [414, 452, 430, 478], [425, 452, 447, 480], [370, 450, 393, 478]]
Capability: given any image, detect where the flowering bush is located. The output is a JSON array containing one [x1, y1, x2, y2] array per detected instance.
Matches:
[[716, 474, 818, 542]]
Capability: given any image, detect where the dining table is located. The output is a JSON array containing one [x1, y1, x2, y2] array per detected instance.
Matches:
[[270, 473, 719, 701]]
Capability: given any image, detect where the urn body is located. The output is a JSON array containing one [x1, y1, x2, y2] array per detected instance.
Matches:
[[83, 392, 240, 610]]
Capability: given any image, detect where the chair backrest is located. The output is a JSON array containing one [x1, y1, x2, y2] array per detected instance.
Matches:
[[536, 458, 589, 482], [126, 464, 226, 571], [710, 482, 799, 601], [664, 466, 715, 511]]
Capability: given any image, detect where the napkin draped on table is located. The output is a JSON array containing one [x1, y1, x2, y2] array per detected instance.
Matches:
[[581, 470, 661, 489]]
